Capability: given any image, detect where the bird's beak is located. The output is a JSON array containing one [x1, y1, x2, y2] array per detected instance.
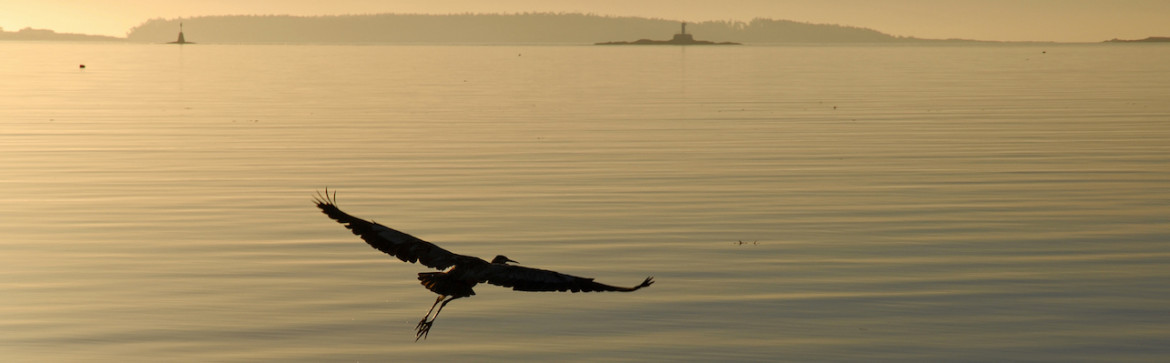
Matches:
[[506, 258, 518, 264]]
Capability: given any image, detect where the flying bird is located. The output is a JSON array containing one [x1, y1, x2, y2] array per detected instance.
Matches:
[[313, 190, 654, 341]]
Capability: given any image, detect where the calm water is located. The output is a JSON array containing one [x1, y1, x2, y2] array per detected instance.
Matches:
[[2, 42, 1169, 362]]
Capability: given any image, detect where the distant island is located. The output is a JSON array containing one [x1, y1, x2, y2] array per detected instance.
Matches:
[[7, 13, 1165, 45], [596, 22, 740, 45], [1105, 36, 1170, 43], [123, 13, 918, 44], [0, 26, 121, 41]]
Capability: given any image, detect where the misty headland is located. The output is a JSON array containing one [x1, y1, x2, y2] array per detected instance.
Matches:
[[0, 26, 121, 41], [5, 13, 1165, 44], [121, 13, 913, 44], [1105, 36, 1170, 43], [88, 13, 1041, 44]]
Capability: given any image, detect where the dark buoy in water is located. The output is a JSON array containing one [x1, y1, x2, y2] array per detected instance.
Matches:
[[79, 64, 86, 69], [168, 22, 194, 44]]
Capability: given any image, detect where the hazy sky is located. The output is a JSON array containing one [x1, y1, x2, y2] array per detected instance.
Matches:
[[3, 0, 1169, 42]]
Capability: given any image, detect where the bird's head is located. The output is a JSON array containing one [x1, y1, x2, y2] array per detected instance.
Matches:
[[491, 255, 518, 264]]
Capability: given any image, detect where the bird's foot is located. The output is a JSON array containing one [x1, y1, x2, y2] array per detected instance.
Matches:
[[415, 319, 434, 341]]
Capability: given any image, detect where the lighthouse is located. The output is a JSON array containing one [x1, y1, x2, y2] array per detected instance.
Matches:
[[670, 22, 695, 43]]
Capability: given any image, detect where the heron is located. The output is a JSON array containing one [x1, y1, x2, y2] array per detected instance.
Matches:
[[313, 190, 654, 341]]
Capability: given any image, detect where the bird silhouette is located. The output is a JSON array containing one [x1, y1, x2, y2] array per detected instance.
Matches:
[[313, 190, 654, 340]]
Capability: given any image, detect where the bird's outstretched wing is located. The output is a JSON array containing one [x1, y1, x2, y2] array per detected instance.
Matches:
[[480, 264, 654, 293], [314, 190, 469, 270]]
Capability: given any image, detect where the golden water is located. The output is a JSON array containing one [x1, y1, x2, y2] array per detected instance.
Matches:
[[2, 42, 1169, 362]]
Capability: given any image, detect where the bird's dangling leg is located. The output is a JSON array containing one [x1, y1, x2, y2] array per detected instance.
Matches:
[[417, 295, 445, 334], [415, 296, 462, 341]]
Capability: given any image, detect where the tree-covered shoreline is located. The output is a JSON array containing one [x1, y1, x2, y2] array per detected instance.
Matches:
[[123, 13, 918, 44]]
